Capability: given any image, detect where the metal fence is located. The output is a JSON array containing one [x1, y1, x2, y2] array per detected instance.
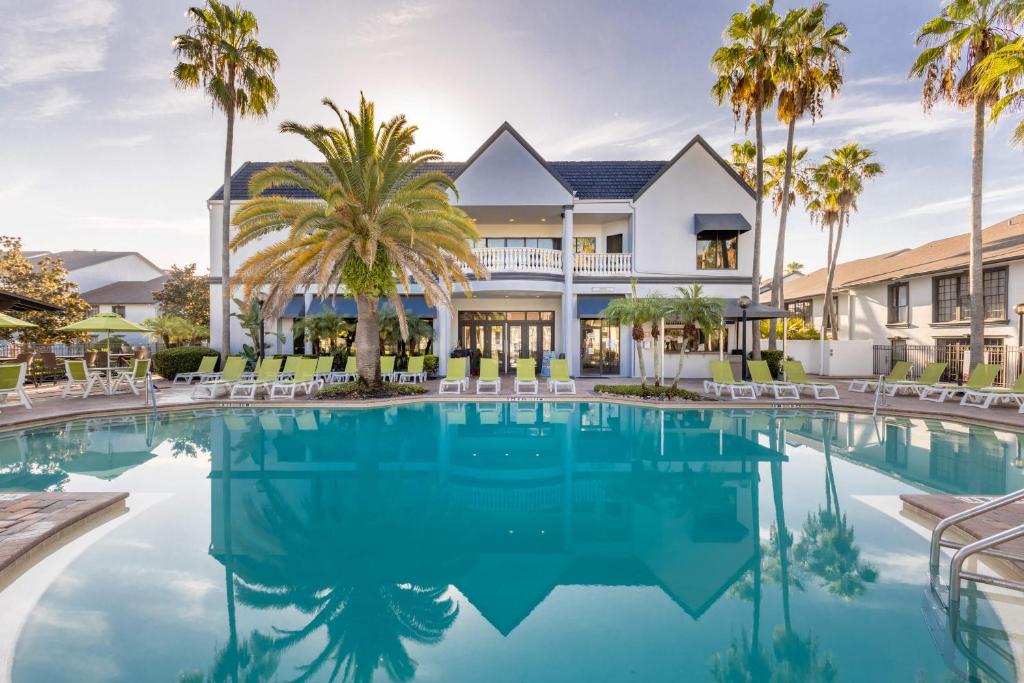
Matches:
[[0, 340, 168, 358], [872, 343, 1022, 387]]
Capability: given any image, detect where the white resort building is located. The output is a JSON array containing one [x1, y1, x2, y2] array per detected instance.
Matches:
[[208, 123, 759, 377]]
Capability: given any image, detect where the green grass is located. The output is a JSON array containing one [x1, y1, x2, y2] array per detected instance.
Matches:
[[593, 384, 702, 401], [316, 381, 427, 400]]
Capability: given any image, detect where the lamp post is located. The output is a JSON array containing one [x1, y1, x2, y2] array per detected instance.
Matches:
[[738, 295, 752, 380]]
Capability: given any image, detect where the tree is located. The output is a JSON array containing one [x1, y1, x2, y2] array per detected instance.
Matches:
[[230, 297, 282, 361], [231, 95, 483, 386], [769, 2, 847, 350], [153, 264, 210, 326], [601, 281, 663, 385], [0, 237, 92, 344], [377, 304, 434, 356], [909, 0, 1021, 364], [665, 284, 725, 388], [813, 144, 883, 341], [292, 312, 353, 354], [173, 0, 279, 355], [978, 36, 1024, 142], [785, 261, 804, 274], [711, 1, 787, 361], [729, 140, 758, 185]]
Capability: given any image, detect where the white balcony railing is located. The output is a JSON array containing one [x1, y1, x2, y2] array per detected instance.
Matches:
[[468, 247, 633, 277], [574, 252, 632, 276], [472, 247, 563, 274]]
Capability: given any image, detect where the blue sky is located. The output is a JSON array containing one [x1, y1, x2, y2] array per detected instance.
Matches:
[[2, 0, 1022, 273]]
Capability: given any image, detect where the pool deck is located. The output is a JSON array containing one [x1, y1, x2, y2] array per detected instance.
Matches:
[[0, 492, 128, 591], [1, 375, 1022, 431]]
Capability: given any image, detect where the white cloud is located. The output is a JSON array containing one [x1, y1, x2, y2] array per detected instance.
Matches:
[[894, 181, 1024, 219], [0, 174, 40, 202], [0, 0, 118, 87], [102, 88, 208, 121], [352, 2, 442, 45], [92, 134, 153, 147], [32, 85, 84, 118], [846, 74, 911, 88]]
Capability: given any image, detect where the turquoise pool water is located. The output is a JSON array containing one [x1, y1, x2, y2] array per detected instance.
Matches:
[[2, 403, 1023, 682]]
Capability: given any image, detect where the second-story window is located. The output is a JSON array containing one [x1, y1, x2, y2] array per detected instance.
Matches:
[[483, 237, 560, 250], [112, 305, 127, 317], [933, 268, 1007, 322], [696, 230, 738, 270], [887, 283, 909, 324]]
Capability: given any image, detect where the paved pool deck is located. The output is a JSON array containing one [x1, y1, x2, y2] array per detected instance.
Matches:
[[1, 375, 1022, 431]]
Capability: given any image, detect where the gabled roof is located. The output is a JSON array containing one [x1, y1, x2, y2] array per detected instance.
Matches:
[[784, 213, 1024, 300], [632, 135, 757, 201], [27, 250, 160, 272], [453, 122, 576, 197], [82, 275, 169, 305]]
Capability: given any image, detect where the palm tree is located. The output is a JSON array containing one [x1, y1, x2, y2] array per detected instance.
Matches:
[[785, 261, 804, 274], [978, 35, 1024, 143], [601, 281, 662, 385], [293, 312, 353, 353], [230, 95, 484, 386], [666, 285, 724, 388], [812, 144, 883, 340], [909, 0, 1022, 364], [377, 304, 434, 356], [768, 3, 847, 350], [173, 0, 280, 356], [729, 140, 758, 186], [711, 1, 786, 360]]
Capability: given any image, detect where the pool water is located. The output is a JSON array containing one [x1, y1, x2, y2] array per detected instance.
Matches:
[[2, 403, 1023, 682]]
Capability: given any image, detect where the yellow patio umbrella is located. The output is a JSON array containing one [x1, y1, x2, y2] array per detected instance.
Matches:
[[0, 312, 37, 328], [58, 312, 150, 357]]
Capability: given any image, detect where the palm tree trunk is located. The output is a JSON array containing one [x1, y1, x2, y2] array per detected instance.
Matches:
[[633, 325, 647, 385], [652, 323, 662, 387], [750, 108, 764, 361], [969, 99, 985, 365], [823, 214, 846, 341], [672, 343, 686, 388], [822, 223, 834, 337], [354, 294, 381, 385], [220, 101, 235, 356], [768, 119, 797, 351]]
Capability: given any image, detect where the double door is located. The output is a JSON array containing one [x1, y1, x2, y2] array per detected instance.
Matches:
[[580, 319, 621, 375], [462, 314, 554, 373]]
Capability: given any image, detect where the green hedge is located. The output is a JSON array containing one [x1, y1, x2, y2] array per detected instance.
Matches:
[[761, 349, 785, 378], [152, 346, 220, 380], [316, 381, 427, 400], [594, 384, 701, 401]]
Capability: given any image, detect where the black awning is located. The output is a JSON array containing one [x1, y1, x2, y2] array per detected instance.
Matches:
[[694, 213, 752, 235], [306, 295, 437, 318], [0, 290, 62, 313], [281, 295, 306, 318], [577, 295, 622, 317], [722, 299, 794, 321]]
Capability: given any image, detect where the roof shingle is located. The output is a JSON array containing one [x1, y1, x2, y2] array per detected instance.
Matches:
[[82, 275, 169, 305]]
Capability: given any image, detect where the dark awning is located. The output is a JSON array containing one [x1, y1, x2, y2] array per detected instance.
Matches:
[[577, 295, 622, 317], [0, 290, 62, 313], [722, 299, 794, 321], [281, 296, 306, 318], [694, 213, 752, 235], [306, 295, 437, 318]]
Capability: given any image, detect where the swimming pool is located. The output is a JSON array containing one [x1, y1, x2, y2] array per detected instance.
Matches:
[[2, 403, 1022, 682]]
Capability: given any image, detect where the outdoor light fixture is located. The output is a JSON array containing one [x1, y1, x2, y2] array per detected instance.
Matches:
[[738, 296, 752, 380], [1015, 302, 1024, 347]]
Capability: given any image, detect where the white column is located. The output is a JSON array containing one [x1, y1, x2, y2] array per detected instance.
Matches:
[[303, 292, 314, 354], [562, 206, 575, 374], [436, 305, 452, 375]]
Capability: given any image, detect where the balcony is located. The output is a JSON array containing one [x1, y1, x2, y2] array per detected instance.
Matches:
[[469, 247, 633, 277]]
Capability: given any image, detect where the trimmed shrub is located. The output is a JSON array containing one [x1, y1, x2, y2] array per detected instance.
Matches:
[[423, 354, 438, 377], [316, 381, 427, 400], [152, 346, 220, 380], [761, 349, 785, 378], [594, 384, 701, 401]]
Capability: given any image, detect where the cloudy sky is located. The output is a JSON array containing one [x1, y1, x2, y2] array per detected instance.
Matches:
[[2, 0, 1022, 273]]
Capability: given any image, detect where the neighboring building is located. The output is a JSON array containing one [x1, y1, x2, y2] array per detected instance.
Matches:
[[28, 250, 167, 342], [758, 269, 804, 296], [208, 122, 757, 376], [783, 213, 1024, 350]]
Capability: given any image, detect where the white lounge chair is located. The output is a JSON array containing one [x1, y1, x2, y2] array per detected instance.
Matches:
[[62, 359, 104, 398], [546, 359, 576, 395], [192, 357, 247, 399], [439, 358, 469, 394], [960, 373, 1024, 409], [919, 364, 1000, 403], [704, 360, 756, 400], [0, 363, 32, 410], [173, 355, 218, 384], [111, 359, 151, 395], [783, 361, 839, 400], [475, 358, 501, 394], [230, 357, 283, 400], [269, 358, 322, 399], [848, 361, 911, 393]]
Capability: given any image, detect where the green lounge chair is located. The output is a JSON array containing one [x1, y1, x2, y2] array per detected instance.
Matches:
[[476, 358, 501, 394], [270, 357, 322, 399], [112, 358, 151, 395], [62, 359, 104, 398], [333, 356, 357, 383], [547, 358, 576, 395], [848, 361, 911, 393], [313, 356, 334, 382], [399, 356, 427, 384], [748, 360, 798, 400], [230, 357, 283, 399], [704, 360, 756, 400], [885, 361, 948, 396], [961, 373, 1024, 410], [280, 355, 301, 380], [380, 355, 398, 382], [173, 355, 218, 384], [515, 358, 538, 395], [439, 357, 468, 394], [783, 360, 839, 400], [192, 356, 246, 399], [0, 363, 31, 410], [920, 363, 1000, 403]]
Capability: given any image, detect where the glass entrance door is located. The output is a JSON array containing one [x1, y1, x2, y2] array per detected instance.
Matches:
[[580, 319, 620, 375], [459, 311, 555, 374]]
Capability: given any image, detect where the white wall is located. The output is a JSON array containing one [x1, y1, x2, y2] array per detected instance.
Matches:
[[72, 254, 164, 293], [94, 303, 156, 345], [632, 142, 755, 279], [454, 129, 571, 207]]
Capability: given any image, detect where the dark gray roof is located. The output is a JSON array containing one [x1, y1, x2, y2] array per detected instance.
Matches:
[[211, 159, 667, 202], [27, 250, 152, 271], [82, 275, 169, 305]]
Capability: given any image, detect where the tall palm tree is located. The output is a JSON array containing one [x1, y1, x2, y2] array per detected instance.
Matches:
[[909, 0, 1022, 364], [729, 140, 758, 186], [978, 35, 1024, 143], [768, 3, 848, 350], [601, 281, 663, 385], [711, 1, 786, 360], [230, 95, 484, 386], [666, 284, 724, 388], [812, 145, 883, 340], [173, 1, 279, 356]]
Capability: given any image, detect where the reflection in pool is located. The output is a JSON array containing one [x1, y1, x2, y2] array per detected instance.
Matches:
[[3, 404, 1023, 682]]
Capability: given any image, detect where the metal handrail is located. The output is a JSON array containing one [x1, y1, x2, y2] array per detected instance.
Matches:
[[948, 524, 1024, 637], [929, 488, 1024, 580], [871, 374, 885, 416]]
